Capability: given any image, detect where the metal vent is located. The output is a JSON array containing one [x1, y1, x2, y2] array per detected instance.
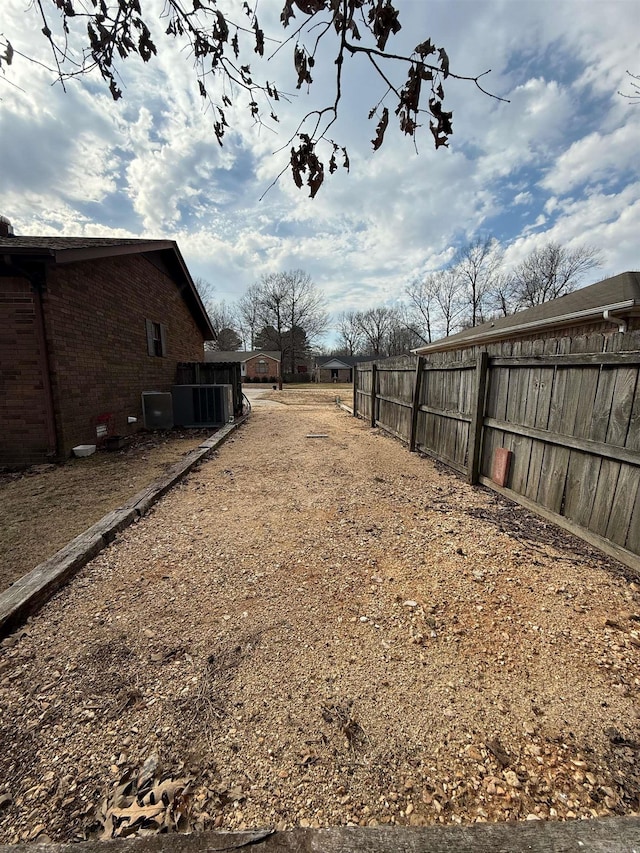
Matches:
[[172, 385, 233, 427], [141, 392, 174, 429]]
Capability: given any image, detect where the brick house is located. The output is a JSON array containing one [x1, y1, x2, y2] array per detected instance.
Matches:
[[204, 350, 281, 382], [0, 231, 214, 465]]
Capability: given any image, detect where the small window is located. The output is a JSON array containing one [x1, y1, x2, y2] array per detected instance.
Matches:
[[146, 319, 167, 357], [256, 359, 268, 374]]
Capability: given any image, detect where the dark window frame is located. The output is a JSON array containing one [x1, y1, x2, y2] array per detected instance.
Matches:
[[145, 319, 167, 357]]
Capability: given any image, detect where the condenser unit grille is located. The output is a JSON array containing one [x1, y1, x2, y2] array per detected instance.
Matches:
[[195, 387, 219, 423], [172, 385, 233, 427]]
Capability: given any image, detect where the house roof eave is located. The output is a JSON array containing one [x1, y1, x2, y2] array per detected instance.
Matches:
[[51, 241, 177, 264], [413, 299, 640, 355], [0, 237, 216, 341]]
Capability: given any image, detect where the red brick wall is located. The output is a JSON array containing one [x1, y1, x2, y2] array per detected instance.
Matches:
[[42, 253, 206, 457], [1, 252, 206, 464], [0, 278, 52, 464], [244, 355, 280, 380]]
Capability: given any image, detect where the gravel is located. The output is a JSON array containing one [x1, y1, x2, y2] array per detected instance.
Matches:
[[0, 392, 639, 843]]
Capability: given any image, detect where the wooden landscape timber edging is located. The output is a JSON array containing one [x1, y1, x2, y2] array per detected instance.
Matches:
[[354, 330, 640, 572], [0, 417, 247, 639], [1, 816, 640, 853]]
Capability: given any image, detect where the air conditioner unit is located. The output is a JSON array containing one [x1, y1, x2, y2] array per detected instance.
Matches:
[[172, 385, 234, 427], [141, 391, 174, 429]]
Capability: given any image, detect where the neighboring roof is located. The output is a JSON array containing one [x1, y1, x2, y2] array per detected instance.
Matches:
[[0, 235, 215, 339], [204, 350, 281, 363], [0, 236, 176, 263], [414, 271, 640, 354], [315, 355, 376, 367]]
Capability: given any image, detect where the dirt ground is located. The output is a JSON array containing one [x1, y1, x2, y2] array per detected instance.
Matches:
[[0, 387, 639, 843], [0, 429, 212, 591]]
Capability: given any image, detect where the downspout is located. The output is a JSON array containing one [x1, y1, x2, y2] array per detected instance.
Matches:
[[31, 269, 59, 458], [602, 309, 628, 333]]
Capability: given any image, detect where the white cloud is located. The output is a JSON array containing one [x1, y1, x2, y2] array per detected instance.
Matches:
[[541, 123, 640, 195], [2, 0, 640, 346], [513, 191, 532, 205]]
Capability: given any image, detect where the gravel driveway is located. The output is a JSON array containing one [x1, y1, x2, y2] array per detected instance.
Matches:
[[1, 393, 639, 843]]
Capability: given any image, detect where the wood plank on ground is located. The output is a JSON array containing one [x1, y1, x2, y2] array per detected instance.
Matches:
[[2, 817, 640, 853]]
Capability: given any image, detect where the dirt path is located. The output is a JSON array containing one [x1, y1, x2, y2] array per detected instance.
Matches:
[[1, 395, 639, 843]]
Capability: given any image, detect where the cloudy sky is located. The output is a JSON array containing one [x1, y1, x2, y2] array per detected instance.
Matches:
[[1, 0, 639, 345]]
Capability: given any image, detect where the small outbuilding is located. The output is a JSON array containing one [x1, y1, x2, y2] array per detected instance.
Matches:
[[0, 230, 214, 465]]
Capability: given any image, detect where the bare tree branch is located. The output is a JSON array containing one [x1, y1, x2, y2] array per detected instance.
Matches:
[[5, 1, 509, 195]]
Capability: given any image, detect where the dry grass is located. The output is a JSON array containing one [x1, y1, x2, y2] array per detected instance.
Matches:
[[0, 430, 211, 591]]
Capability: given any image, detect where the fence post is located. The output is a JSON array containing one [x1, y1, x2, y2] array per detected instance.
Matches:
[[468, 351, 488, 485], [352, 366, 358, 417], [370, 363, 378, 428], [409, 356, 425, 452]]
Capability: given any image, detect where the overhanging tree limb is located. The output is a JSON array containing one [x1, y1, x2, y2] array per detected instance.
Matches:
[[2, 0, 509, 195]]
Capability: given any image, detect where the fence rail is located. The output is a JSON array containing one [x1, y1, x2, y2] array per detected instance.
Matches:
[[354, 331, 640, 573]]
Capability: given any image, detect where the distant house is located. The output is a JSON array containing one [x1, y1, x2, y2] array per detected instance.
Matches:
[[313, 355, 375, 383], [204, 350, 281, 381], [0, 229, 214, 465], [413, 272, 640, 355]]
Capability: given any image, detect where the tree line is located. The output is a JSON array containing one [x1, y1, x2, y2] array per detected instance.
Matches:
[[335, 238, 602, 356], [197, 238, 602, 366], [197, 270, 328, 379]]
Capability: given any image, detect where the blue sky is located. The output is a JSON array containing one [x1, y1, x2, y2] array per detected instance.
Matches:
[[1, 0, 639, 346]]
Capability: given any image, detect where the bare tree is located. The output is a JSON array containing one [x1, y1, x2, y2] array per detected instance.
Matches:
[[194, 277, 227, 351], [193, 277, 216, 315], [453, 236, 503, 327], [620, 71, 640, 103], [254, 270, 327, 377], [257, 273, 289, 362], [285, 270, 328, 375], [387, 322, 424, 355], [204, 300, 240, 351], [509, 242, 603, 308], [404, 275, 441, 344], [485, 272, 521, 318], [237, 284, 262, 350], [432, 268, 465, 337], [335, 310, 365, 355], [1, 2, 506, 196], [355, 306, 400, 356]]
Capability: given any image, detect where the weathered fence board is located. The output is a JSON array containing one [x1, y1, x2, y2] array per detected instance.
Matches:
[[354, 329, 640, 570]]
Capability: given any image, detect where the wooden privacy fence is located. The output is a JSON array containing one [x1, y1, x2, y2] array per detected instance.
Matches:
[[176, 361, 243, 415], [354, 332, 640, 572]]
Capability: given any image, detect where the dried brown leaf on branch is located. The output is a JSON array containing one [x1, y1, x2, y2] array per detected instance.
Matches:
[[10, 0, 507, 195], [371, 106, 389, 150]]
